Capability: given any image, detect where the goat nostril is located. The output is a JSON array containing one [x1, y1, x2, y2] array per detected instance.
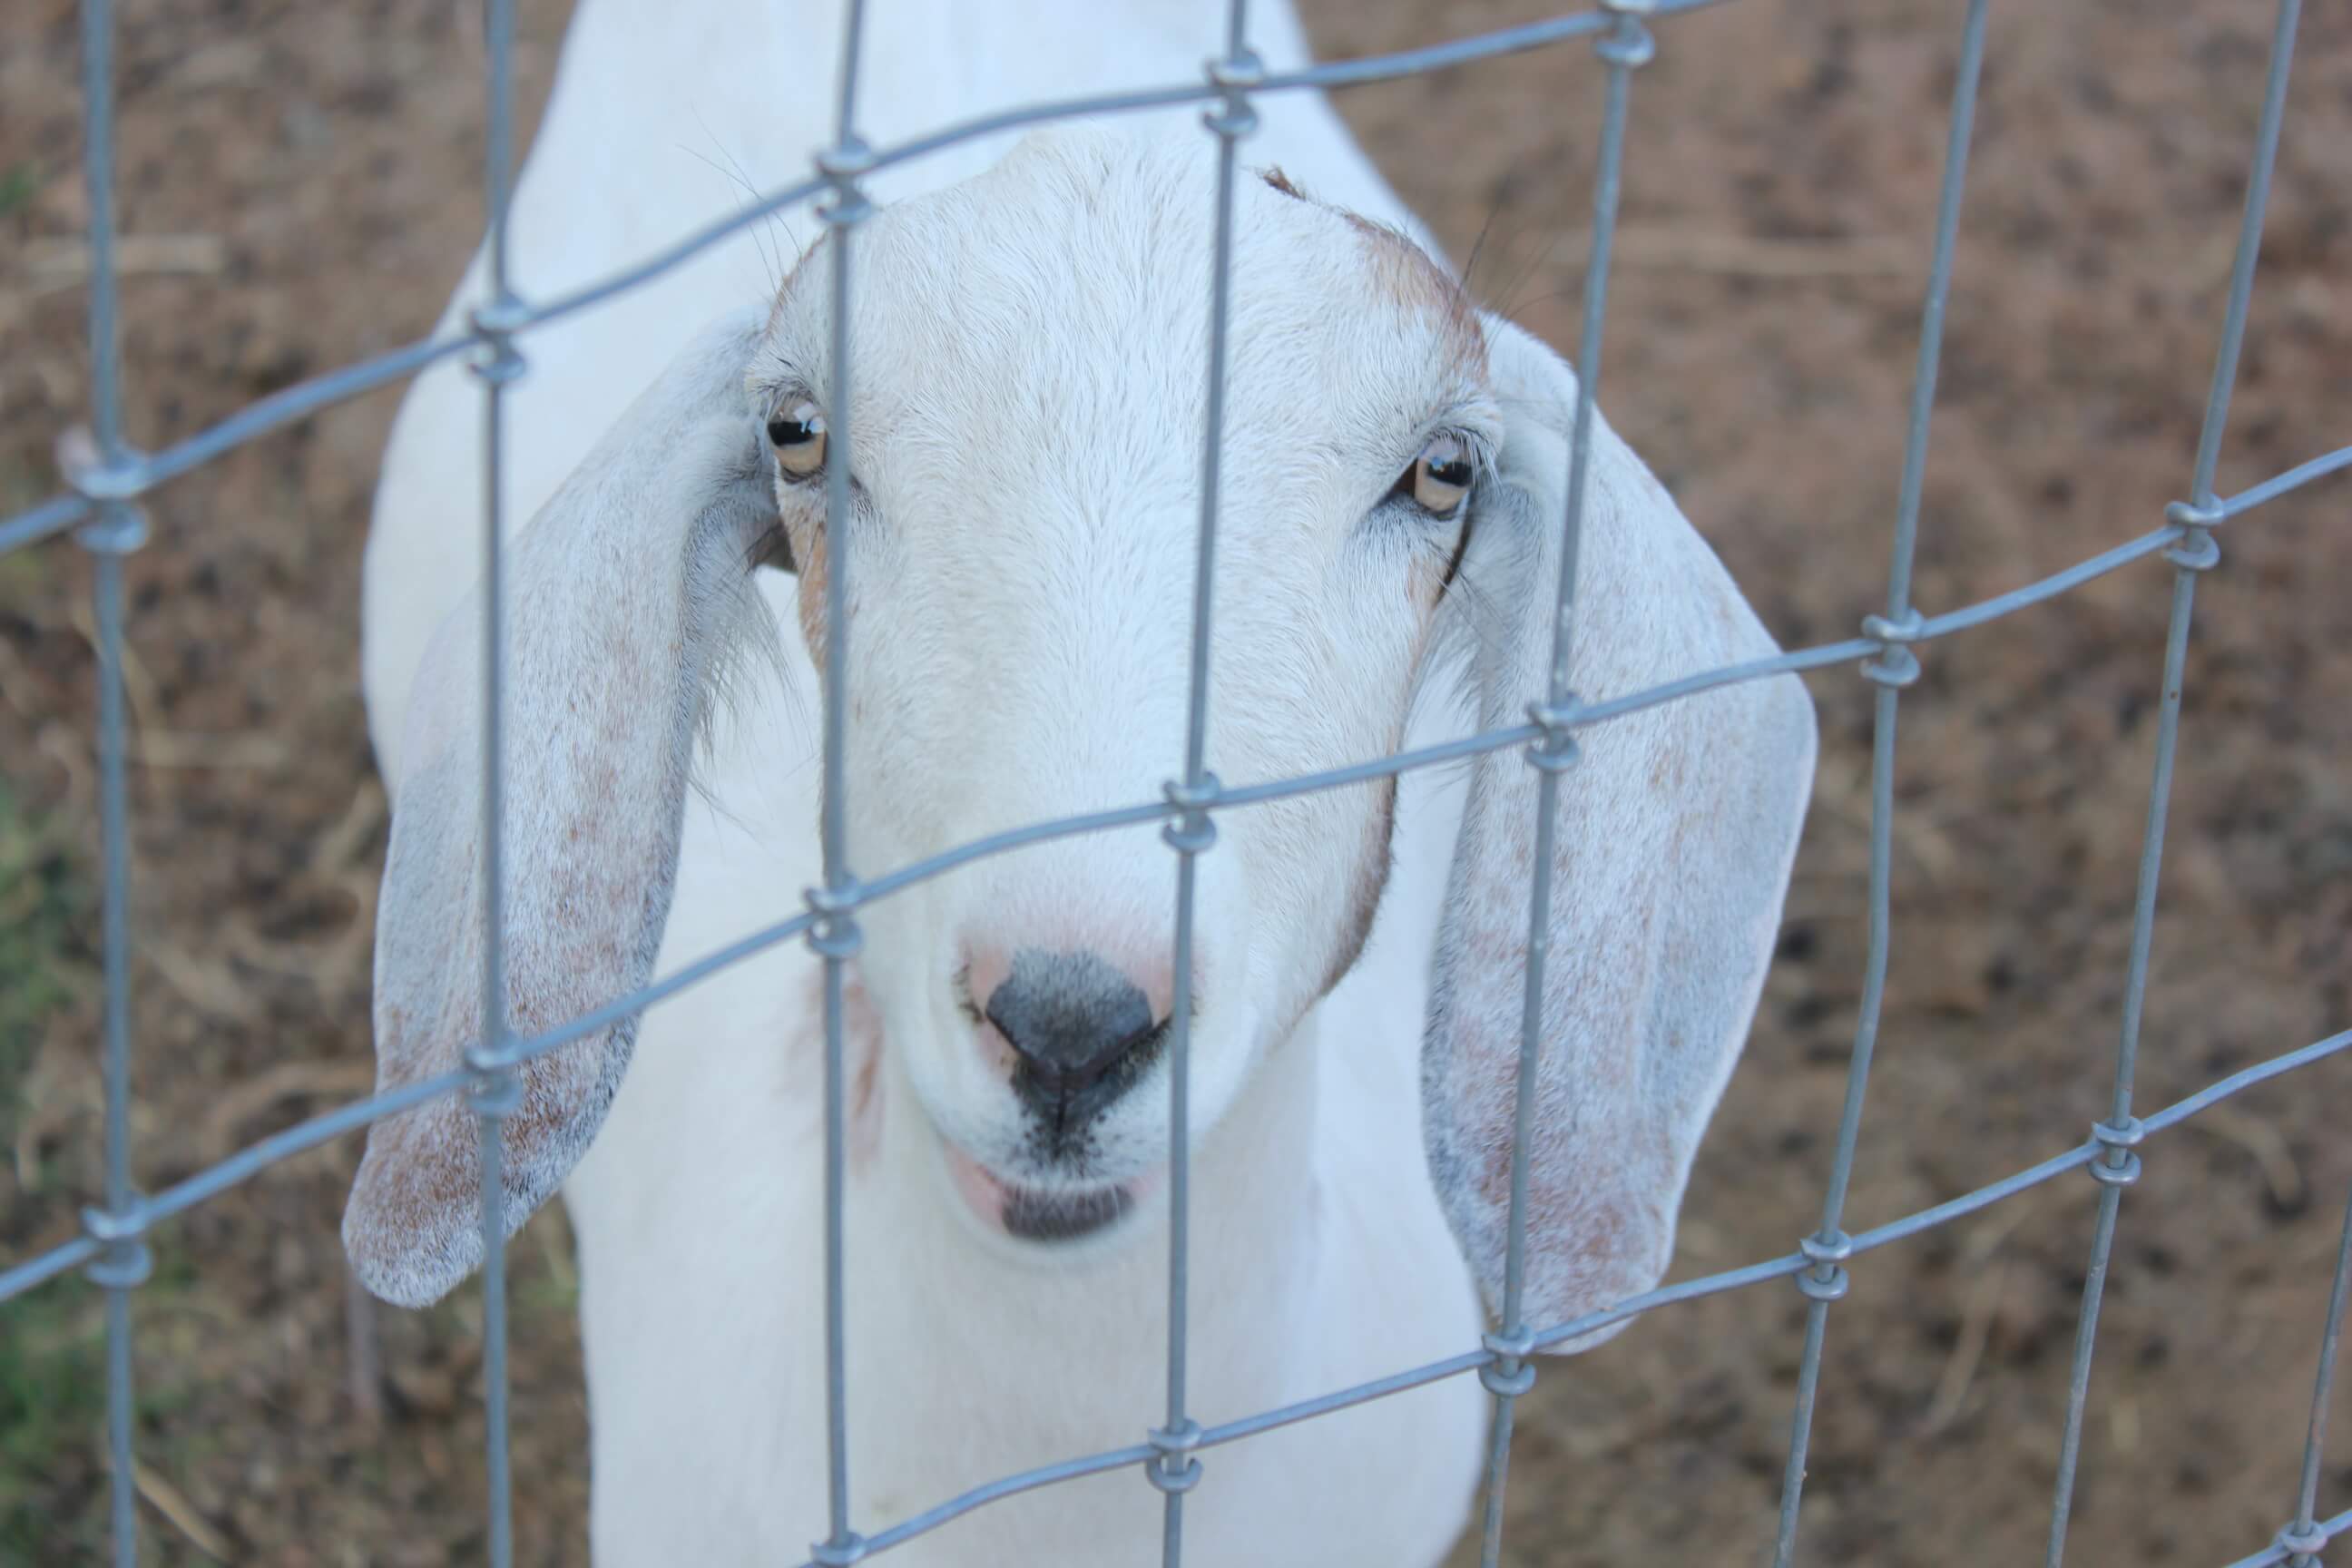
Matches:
[[982, 947, 1161, 1102]]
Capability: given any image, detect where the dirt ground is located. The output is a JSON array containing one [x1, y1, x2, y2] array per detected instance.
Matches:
[[2, 0, 2347, 1563]]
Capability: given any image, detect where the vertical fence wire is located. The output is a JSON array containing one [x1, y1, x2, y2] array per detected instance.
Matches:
[[72, 0, 148, 1560], [92, 544, 140, 1568], [1475, 6, 1651, 1566], [465, 0, 525, 1558], [1769, 3, 1990, 1563], [2188, 0, 2301, 515], [2042, 5, 2298, 1563], [2278, 1181, 2352, 1567], [813, 4, 873, 1562], [1146, 7, 1257, 1562]]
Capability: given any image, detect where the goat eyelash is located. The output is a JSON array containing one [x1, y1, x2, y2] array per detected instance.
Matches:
[[744, 520, 797, 575]]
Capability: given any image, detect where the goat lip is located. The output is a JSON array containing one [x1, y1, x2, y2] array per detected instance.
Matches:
[[941, 1142, 1158, 1245]]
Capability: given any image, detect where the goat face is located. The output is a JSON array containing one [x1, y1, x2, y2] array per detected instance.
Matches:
[[746, 130, 1493, 1247], [345, 121, 1813, 1344]]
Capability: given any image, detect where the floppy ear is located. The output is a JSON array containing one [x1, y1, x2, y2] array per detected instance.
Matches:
[[1422, 317, 1818, 1348], [345, 309, 776, 1308]]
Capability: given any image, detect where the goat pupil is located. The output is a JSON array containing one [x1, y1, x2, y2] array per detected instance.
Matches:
[[768, 417, 813, 446], [1428, 458, 1470, 486]]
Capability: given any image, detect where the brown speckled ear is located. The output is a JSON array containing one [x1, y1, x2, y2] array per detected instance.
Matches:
[[345, 309, 775, 1309], [1422, 318, 1817, 1348]]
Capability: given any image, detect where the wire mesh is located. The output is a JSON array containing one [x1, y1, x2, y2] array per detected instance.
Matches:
[[5, 1, 2348, 1565]]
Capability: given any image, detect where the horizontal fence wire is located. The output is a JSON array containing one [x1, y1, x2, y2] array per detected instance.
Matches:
[[9, 0, 2349, 1564], [2, 466, 2342, 1310], [1, 0, 1732, 553]]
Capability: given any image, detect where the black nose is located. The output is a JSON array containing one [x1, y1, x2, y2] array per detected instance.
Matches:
[[984, 948, 1165, 1125]]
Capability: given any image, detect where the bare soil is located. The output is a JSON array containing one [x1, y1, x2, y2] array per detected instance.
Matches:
[[1, 1, 2347, 1563]]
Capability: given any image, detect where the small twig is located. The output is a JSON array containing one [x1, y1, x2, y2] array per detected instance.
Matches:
[[532, 1200, 580, 1306], [122, 729, 289, 771], [34, 723, 95, 818], [16, 233, 229, 291], [11, 1041, 95, 1194], [1924, 1196, 2040, 1433], [103, 1454, 235, 1562], [61, 609, 286, 770], [1924, 1257, 2010, 1434], [67, 596, 166, 741], [0, 637, 42, 720], [197, 1057, 379, 1162], [312, 777, 387, 873], [1553, 225, 1919, 280], [2192, 1104, 2307, 1212], [147, 939, 255, 1024], [347, 1259, 385, 1431]]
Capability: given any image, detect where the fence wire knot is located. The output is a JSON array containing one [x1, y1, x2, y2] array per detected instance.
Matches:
[[1595, 9, 1658, 71], [1858, 607, 1925, 690], [808, 1531, 868, 1567], [59, 431, 152, 557], [1162, 773, 1221, 854], [2161, 511, 2222, 573], [804, 882, 867, 959], [2088, 1114, 2145, 1188], [81, 1202, 153, 1290], [817, 139, 876, 227], [1796, 1229, 1854, 1303], [463, 1048, 524, 1118], [57, 424, 151, 510], [1202, 51, 1264, 140], [1146, 1417, 1205, 1494], [1524, 697, 1582, 773], [74, 501, 151, 555], [466, 296, 530, 387], [1480, 1326, 1539, 1397], [2276, 1521, 2329, 1559]]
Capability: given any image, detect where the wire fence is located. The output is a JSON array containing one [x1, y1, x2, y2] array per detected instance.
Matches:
[[3, 0, 2348, 1563]]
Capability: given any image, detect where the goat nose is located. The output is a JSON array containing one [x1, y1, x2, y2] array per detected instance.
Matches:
[[982, 948, 1164, 1109]]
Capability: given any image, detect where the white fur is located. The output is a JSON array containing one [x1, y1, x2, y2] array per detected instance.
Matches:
[[351, 4, 1818, 1563]]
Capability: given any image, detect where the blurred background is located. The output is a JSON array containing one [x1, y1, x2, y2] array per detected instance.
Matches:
[[2, 0, 2347, 1562]]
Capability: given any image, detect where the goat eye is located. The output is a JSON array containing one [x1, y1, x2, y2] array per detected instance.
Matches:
[[1402, 435, 1473, 516], [767, 402, 828, 480]]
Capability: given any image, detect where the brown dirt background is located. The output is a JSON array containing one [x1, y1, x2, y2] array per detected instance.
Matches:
[[2, 0, 2348, 1563]]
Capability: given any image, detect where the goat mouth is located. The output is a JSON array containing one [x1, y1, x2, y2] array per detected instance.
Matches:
[[944, 1143, 1152, 1245]]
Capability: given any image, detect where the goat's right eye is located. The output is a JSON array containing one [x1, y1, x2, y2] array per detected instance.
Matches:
[[767, 403, 828, 480]]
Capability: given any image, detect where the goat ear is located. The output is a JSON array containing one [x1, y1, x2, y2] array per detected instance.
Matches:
[[1422, 317, 1817, 1348], [344, 309, 776, 1308]]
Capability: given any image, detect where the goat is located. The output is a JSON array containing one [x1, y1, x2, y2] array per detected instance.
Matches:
[[347, 3, 1818, 1562]]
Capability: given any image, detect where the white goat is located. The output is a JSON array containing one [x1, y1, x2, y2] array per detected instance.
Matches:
[[347, 3, 1818, 1562]]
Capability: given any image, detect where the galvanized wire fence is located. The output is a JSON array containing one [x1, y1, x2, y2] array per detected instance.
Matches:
[[3, 0, 2349, 1563]]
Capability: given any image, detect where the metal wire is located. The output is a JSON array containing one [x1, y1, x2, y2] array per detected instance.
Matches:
[[1144, 12, 1259, 1558], [466, 0, 524, 1560], [2046, 4, 2301, 1564], [810, 6, 874, 1563], [759, 1027, 2352, 1568], [1770, 4, 1989, 1562], [2279, 1180, 2352, 1568], [8, 3, 2348, 1565], [70, 0, 146, 1560], [1477, 6, 1650, 1563]]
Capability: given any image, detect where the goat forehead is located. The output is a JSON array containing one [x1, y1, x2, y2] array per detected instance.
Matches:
[[761, 134, 1484, 482]]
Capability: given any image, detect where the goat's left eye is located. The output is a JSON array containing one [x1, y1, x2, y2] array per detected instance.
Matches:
[[768, 402, 828, 480], [1400, 435, 1473, 516]]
